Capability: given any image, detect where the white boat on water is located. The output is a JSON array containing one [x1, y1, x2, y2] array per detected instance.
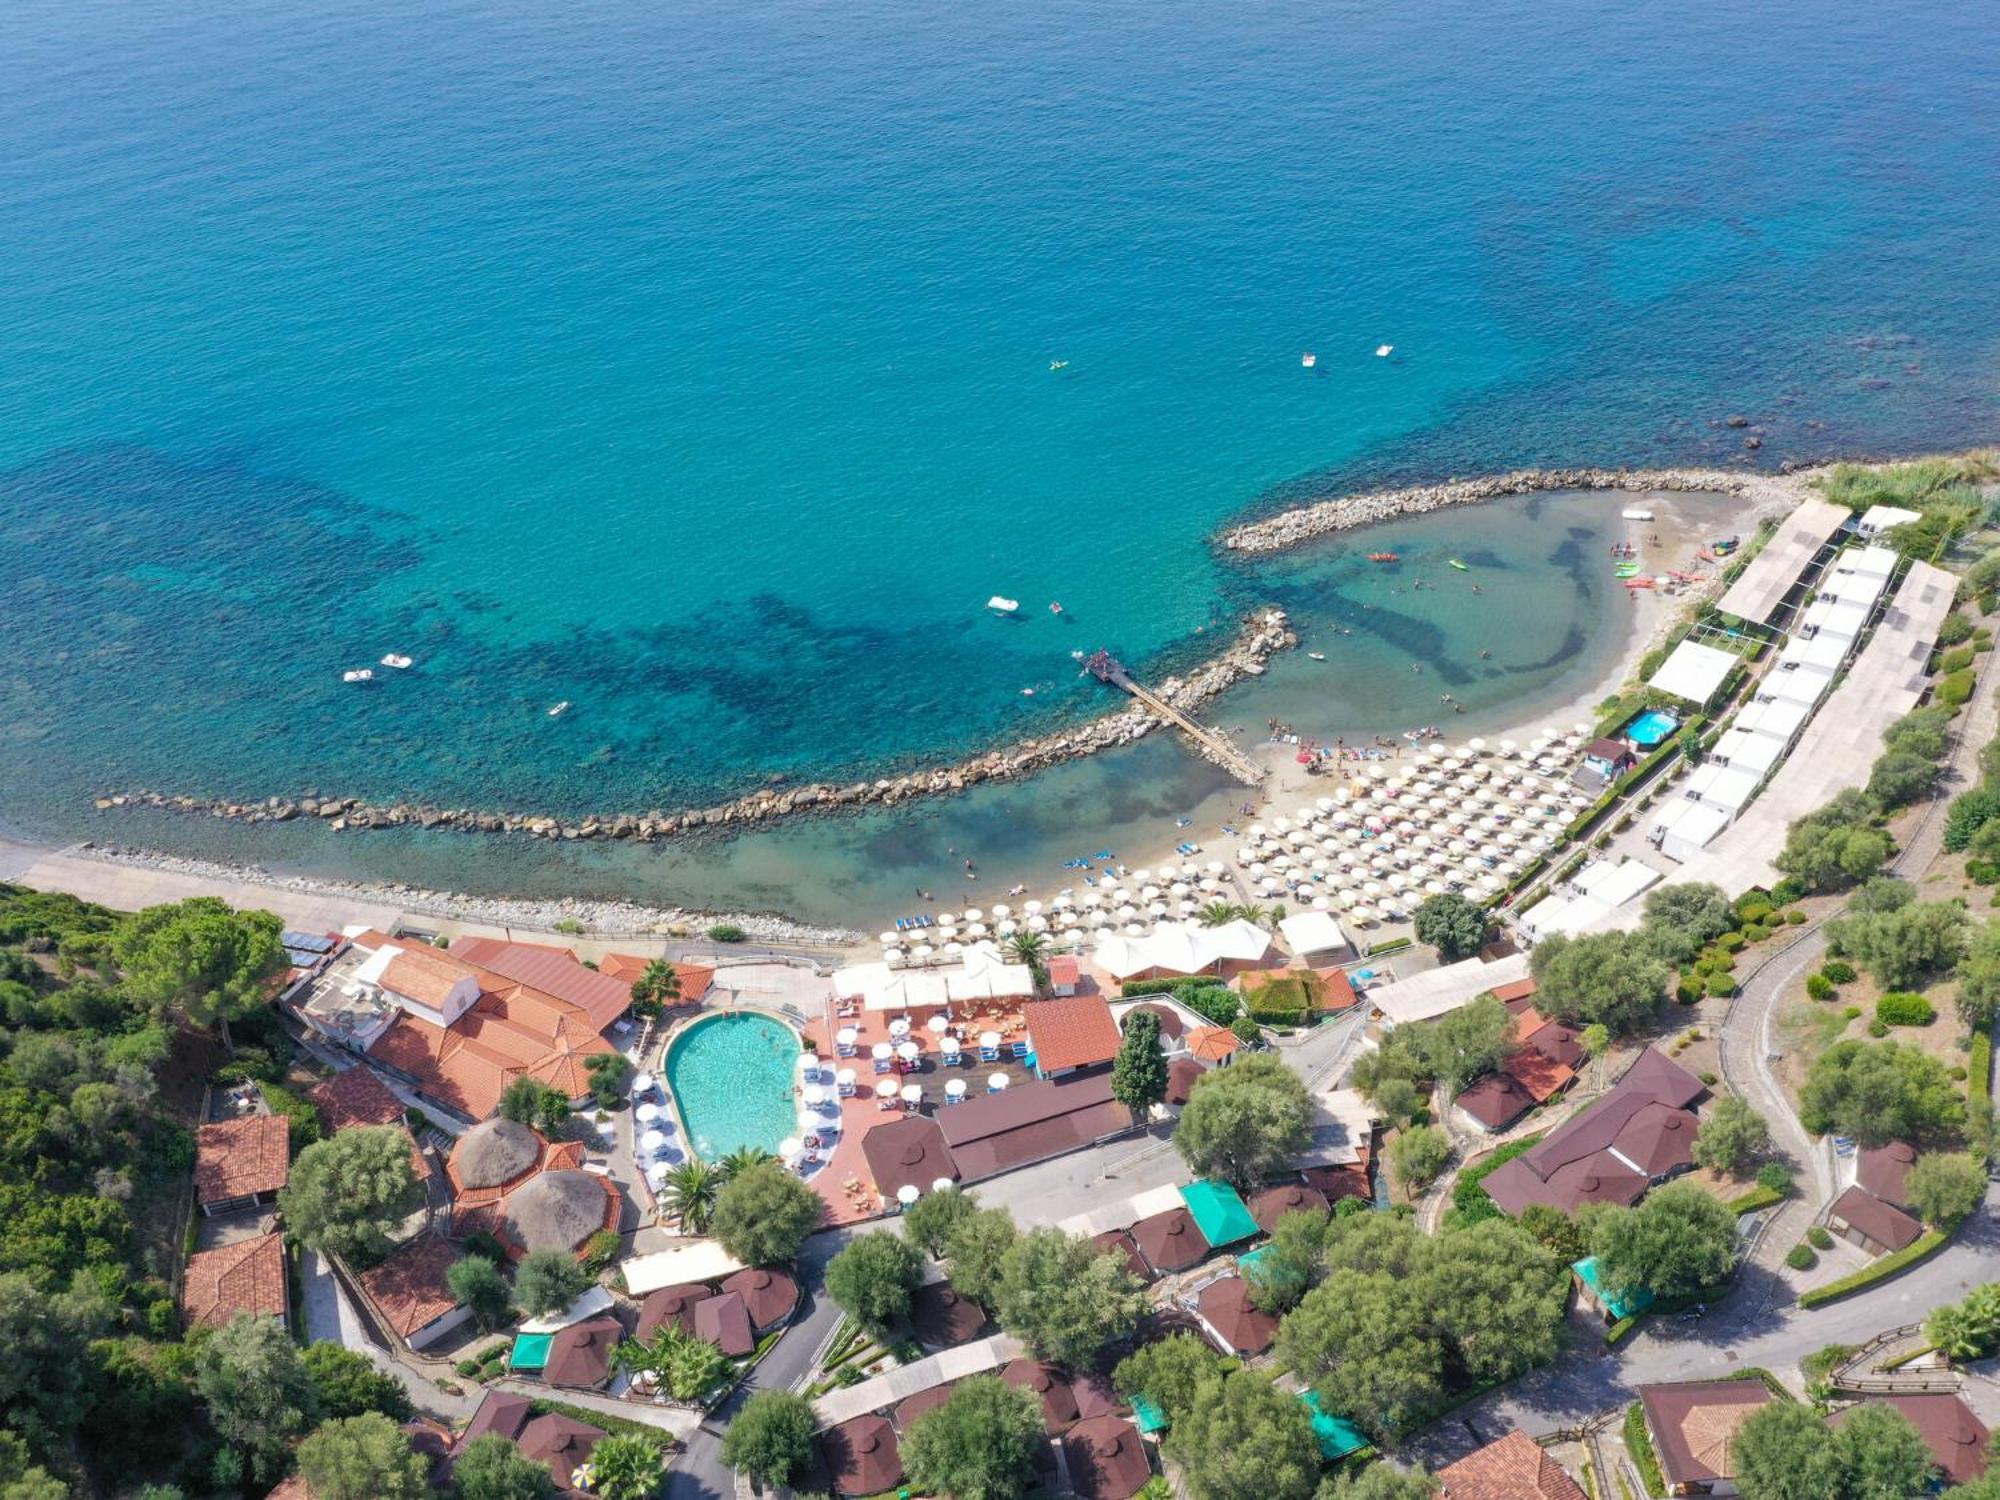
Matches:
[[1300, 352, 1316, 368], [548, 701, 570, 717], [1375, 343, 1394, 358], [379, 653, 413, 669], [1621, 508, 1655, 522], [1307, 652, 1326, 661], [342, 668, 375, 684], [986, 596, 1019, 616]]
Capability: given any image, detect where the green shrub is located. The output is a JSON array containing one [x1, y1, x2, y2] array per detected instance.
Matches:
[[1941, 645, 1977, 674], [1676, 982, 1703, 1005], [1738, 902, 1774, 926], [1787, 909, 1808, 925], [1821, 960, 1856, 984], [1867, 1018, 1890, 1038], [1773, 876, 1807, 904], [1706, 972, 1737, 998], [1741, 923, 1770, 943], [1718, 931, 1746, 952], [1807, 974, 1836, 1001], [1939, 613, 1975, 647], [1876, 992, 1936, 1027], [552, 918, 585, 935], [1786, 1243, 1818, 1270], [260, 1083, 324, 1150], [1708, 949, 1737, 973], [1807, 1225, 1833, 1250], [707, 924, 748, 943], [1624, 1403, 1666, 1499], [1968, 859, 2000, 886], [1938, 670, 1976, 708], [1756, 1161, 1795, 1194]]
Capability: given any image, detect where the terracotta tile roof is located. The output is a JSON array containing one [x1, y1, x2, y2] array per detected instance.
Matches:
[[1047, 956, 1081, 987], [720, 1266, 800, 1330], [382, 947, 477, 1008], [1247, 1181, 1329, 1234], [692, 1290, 755, 1356], [1832, 1394, 1990, 1487], [1502, 1047, 1576, 1104], [1640, 1380, 1771, 1487], [370, 996, 614, 1120], [182, 1231, 287, 1330], [1187, 1027, 1240, 1062], [1439, 1430, 1589, 1500], [1129, 1207, 1211, 1275], [195, 1115, 292, 1205], [1066, 1415, 1153, 1500], [308, 1066, 406, 1131], [450, 938, 636, 1032], [358, 1235, 464, 1340], [1024, 996, 1122, 1073], [1489, 977, 1539, 1003], [599, 953, 716, 1001], [1312, 967, 1361, 1011]]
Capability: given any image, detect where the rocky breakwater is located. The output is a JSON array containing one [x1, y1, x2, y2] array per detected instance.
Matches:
[[1221, 465, 1802, 555], [96, 610, 1296, 845]]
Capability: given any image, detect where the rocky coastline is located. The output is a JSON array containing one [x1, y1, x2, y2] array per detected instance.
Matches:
[[62, 843, 858, 945], [95, 609, 1296, 846], [1221, 463, 1806, 554]]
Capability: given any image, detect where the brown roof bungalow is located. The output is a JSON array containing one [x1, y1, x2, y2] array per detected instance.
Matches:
[[1066, 1414, 1154, 1500], [1855, 1141, 1918, 1210], [195, 1114, 293, 1215], [1130, 1205, 1211, 1275], [721, 1266, 800, 1332], [1638, 1379, 1771, 1495], [540, 1316, 623, 1390], [821, 1414, 902, 1497], [1482, 1049, 1703, 1216], [458, 1390, 604, 1496], [181, 1231, 288, 1332], [1438, 1429, 1587, 1500], [1826, 1184, 1924, 1255], [1247, 1181, 1329, 1234], [1831, 1394, 1989, 1488], [691, 1290, 754, 1357], [636, 1282, 711, 1341], [1197, 1275, 1279, 1355], [1002, 1359, 1084, 1433], [860, 1114, 958, 1203], [909, 1282, 987, 1347]]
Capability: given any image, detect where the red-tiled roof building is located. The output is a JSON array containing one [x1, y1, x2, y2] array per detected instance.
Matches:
[[357, 1234, 472, 1350], [1438, 1430, 1588, 1500], [195, 1115, 292, 1215], [1025, 995, 1122, 1076], [181, 1231, 288, 1331]]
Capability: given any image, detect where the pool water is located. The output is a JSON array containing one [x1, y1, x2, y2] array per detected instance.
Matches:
[[1625, 710, 1681, 748], [665, 1012, 802, 1163]]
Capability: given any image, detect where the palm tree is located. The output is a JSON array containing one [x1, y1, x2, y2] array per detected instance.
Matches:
[[629, 958, 682, 1021], [660, 1159, 719, 1233], [1005, 931, 1049, 994], [1198, 901, 1238, 928], [716, 1146, 776, 1184]]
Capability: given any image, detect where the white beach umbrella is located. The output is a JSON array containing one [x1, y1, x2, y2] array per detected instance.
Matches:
[[898, 1183, 921, 1206], [779, 1136, 804, 1159], [874, 1077, 899, 1099], [990, 902, 1011, 918]]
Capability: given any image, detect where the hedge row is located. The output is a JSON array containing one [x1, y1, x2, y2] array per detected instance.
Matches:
[[1725, 1184, 1786, 1216], [1798, 1231, 1949, 1308]]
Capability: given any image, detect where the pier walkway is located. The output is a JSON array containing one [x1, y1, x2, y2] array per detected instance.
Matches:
[[1084, 650, 1265, 785]]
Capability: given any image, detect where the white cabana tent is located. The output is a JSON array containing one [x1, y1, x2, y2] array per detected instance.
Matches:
[[623, 1241, 746, 1296], [1683, 761, 1763, 813], [942, 943, 1034, 1003], [1277, 909, 1351, 960], [1369, 952, 1531, 1027], [1710, 728, 1785, 778], [1091, 918, 1271, 980], [1779, 631, 1853, 676], [832, 963, 950, 1012], [1733, 696, 1812, 747], [1647, 639, 1738, 708]]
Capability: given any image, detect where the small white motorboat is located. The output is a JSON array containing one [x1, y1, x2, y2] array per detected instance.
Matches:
[[342, 668, 375, 684], [379, 653, 413, 669], [1307, 652, 1326, 661], [1375, 344, 1394, 358], [1301, 352, 1317, 368], [547, 700, 570, 717], [986, 596, 1020, 616]]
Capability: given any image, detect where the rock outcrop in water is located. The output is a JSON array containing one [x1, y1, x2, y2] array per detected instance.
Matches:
[[1220, 464, 1803, 554], [96, 610, 1295, 845]]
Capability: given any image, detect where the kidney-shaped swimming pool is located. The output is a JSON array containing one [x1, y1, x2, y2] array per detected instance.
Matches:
[[665, 1011, 802, 1162]]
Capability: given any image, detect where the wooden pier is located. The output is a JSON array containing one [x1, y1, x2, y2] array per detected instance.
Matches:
[[1084, 650, 1265, 786]]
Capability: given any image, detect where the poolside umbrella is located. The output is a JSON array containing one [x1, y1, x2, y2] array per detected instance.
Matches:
[[927, 1013, 950, 1035], [897, 1041, 920, 1065], [836, 1068, 857, 1095], [897, 1184, 921, 1207], [632, 1072, 655, 1094], [889, 1016, 911, 1038], [836, 1026, 859, 1049], [940, 1036, 961, 1061], [988, 1073, 1010, 1093], [798, 1110, 821, 1136], [981, 1030, 1002, 1051], [875, 1078, 900, 1103], [803, 1083, 826, 1107], [635, 1101, 661, 1124], [779, 1137, 803, 1161], [901, 1084, 923, 1108], [871, 1043, 893, 1068], [641, 1129, 668, 1154]]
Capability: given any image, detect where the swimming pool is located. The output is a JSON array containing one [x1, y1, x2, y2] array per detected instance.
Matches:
[[1623, 709, 1681, 749], [664, 1012, 802, 1162]]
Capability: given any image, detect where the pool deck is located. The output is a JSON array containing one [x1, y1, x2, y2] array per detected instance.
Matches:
[[799, 999, 1041, 1226]]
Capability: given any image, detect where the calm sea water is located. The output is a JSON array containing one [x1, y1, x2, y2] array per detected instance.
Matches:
[[1, 0, 1996, 920]]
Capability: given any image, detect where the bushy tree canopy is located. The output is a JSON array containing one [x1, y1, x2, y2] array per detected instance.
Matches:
[[112, 897, 288, 1031], [1824, 900, 1970, 990], [902, 1375, 1046, 1500], [711, 1162, 823, 1265], [1690, 1097, 1772, 1178], [296, 1412, 430, 1500], [824, 1231, 924, 1336], [1798, 1040, 1963, 1146], [195, 1314, 319, 1477], [1528, 931, 1670, 1035], [1904, 1153, 1986, 1228], [1589, 1182, 1738, 1302], [452, 1433, 557, 1500], [513, 1248, 590, 1319], [1112, 1009, 1170, 1115], [903, 1184, 978, 1259], [720, 1390, 818, 1490], [943, 1206, 1018, 1307], [279, 1126, 422, 1261], [1413, 894, 1490, 963], [1163, 1369, 1322, 1500], [1174, 1054, 1312, 1189], [1777, 789, 1889, 892], [993, 1226, 1145, 1367], [301, 1340, 412, 1421], [1114, 1332, 1225, 1424], [1733, 1397, 1934, 1500], [1640, 883, 1738, 964]]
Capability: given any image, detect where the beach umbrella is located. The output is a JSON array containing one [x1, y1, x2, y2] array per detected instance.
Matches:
[[640, 1128, 668, 1154], [1131, 867, 1152, 883], [875, 1078, 899, 1100], [1468, 737, 1487, 752], [942, 941, 964, 956], [936, 911, 958, 927], [1051, 892, 1073, 908], [897, 1041, 920, 1064], [878, 931, 900, 946], [898, 1184, 920, 1207], [1206, 859, 1226, 874], [1125, 922, 1147, 937], [989, 1072, 1010, 1092], [991, 903, 1012, 918], [1026, 914, 1048, 933], [901, 1084, 923, 1107], [912, 943, 934, 961]]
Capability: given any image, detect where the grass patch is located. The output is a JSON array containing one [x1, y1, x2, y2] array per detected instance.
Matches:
[[1444, 1132, 1545, 1229], [1799, 1231, 1950, 1308], [1623, 1402, 1666, 1499]]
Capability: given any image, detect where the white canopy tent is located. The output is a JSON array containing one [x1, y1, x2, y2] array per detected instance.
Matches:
[[623, 1241, 746, 1296], [1710, 728, 1785, 778], [1369, 952, 1531, 1027], [1277, 909, 1350, 959], [1092, 918, 1271, 980], [1647, 639, 1738, 707]]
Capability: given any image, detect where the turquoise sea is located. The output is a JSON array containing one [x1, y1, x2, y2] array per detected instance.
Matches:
[[1, 0, 1996, 923]]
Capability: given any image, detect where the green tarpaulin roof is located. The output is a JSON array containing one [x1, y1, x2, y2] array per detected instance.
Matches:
[[1572, 1256, 1653, 1322], [1179, 1180, 1259, 1248], [1300, 1391, 1369, 1460], [510, 1332, 553, 1370], [1132, 1395, 1168, 1434]]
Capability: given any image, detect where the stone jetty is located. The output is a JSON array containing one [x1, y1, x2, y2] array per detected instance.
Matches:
[[1220, 464, 1804, 554], [95, 609, 1295, 846]]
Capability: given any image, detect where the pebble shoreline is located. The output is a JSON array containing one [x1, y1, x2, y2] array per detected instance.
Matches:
[[1221, 463, 1806, 554], [64, 842, 859, 945], [95, 610, 1296, 847]]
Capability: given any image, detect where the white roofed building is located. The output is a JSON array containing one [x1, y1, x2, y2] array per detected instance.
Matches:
[[1370, 952, 1531, 1026], [1647, 640, 1738, 708], [1278, 910, 1352, 962], [1855, 504, 1922, 538], [1709, 728, 1784, 778], [1092, 919, 1271, 981]]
